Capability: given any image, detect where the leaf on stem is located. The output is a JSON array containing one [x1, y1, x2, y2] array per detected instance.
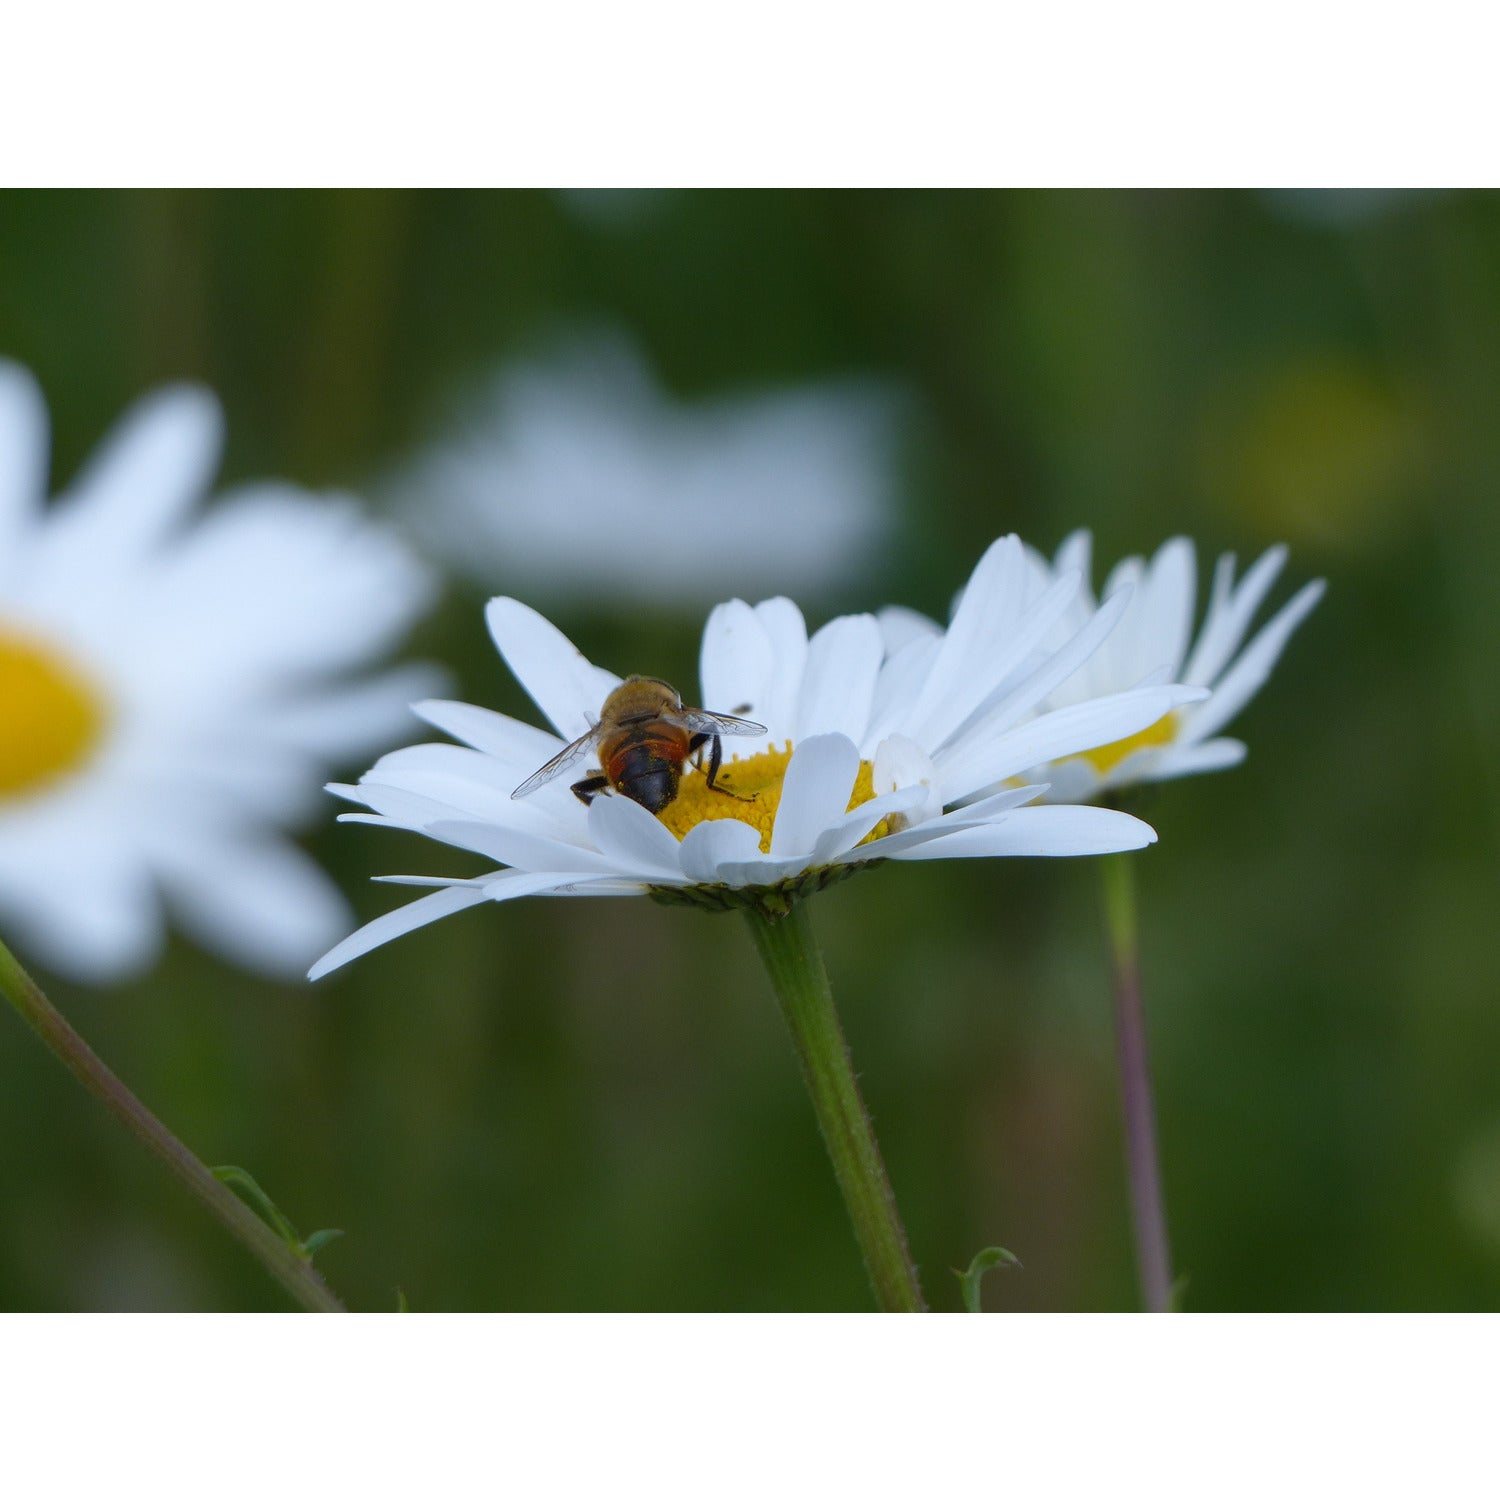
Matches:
[[213, 1164, 343, 1263], [957, 1245, 1021, 1312], [301, 1228, 347, 1260]]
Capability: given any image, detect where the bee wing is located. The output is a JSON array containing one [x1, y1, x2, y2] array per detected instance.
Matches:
[[511, 729, 600, 799], [679, 708, 768, 738]]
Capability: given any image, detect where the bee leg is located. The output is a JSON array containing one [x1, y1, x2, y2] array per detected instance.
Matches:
[[698, 733, 754, 802], [571, 774, 610, 806]]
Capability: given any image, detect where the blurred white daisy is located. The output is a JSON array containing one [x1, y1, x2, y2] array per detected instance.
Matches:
[[0, 362, 437, 983], [1260, 188, 1444, 229], [390, 332, 903, 607], [1012, 532, 1325, 802], [313, 535, 1206, 978], [554, 188, 676, 231]]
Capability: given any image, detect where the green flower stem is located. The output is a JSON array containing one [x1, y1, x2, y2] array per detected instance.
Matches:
[[744, 901, 927, 1312], [0, 937, 345, 1313], [1100, 854, 1173, 1313]]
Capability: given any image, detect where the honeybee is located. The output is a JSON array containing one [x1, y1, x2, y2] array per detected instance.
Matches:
[[511, 675, 767, 814]]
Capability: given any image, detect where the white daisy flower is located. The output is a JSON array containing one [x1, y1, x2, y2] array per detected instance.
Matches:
[[390, 331, 903, 607], [882, 532, 1324, 803], [313, 535, 1207, 979], [1013, 531, 1324, 803], [0, 362, 437, 984]]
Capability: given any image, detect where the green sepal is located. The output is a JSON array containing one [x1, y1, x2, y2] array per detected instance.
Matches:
[[957, 1246, 1021, 1312], [647, 860, 878, 918]]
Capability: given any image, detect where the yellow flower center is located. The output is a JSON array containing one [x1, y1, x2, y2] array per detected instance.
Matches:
[[0, 626, 109, 801], [657, 741, 890, 854], [1073, 710, 1180, 776]]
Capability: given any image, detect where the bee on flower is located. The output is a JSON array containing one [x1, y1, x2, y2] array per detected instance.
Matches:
[[312, 535, 1209, 977]]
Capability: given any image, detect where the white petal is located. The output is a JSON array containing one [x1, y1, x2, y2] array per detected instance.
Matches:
[[0, 852, 163, 985], [124, 489, 433, 696], [481, 869, 610, 901], [339, 811, 421, 832], [309, 886, 491, 980], [699, 599, 775, 737], [919, 568, 1085, 750], [677, 817, 764, 884], [897, 534, 1028, 746], [836, 783, 1046, 862], [876, 605, 941, 653], [716, 854, 821, 888], [1053, 529, 1093, 592], [1182, 545, 1287, 688], [938, 685, 1206, 799], [1142, 737, 1248, 780], [1180, 578, 1325, 743], [390, 719, 586, 836], [485, 596, 621, 742], [769, 733, 859, 858], [259, 665, 443, 760], [157, 836, 352, 979], [1134, 537, 1196, 680], [1181, 550, 1236, 687], [1034, 757, 1105, 805], [412, 698, 563, 765], [337, 780, 484, 831], [753, 597, 808, 743], [796, 613, 883, 743], [872, 733, 942, 825], [808, 783, 930, 864], [946, 782, 1050, 817], [863, 634, 942, 752], [426, 817, 616, 873], [367, 740, 577, 824], [587, 792, 687, 878], [41, 385, 223, 575], [542, 878, 653, 897], [888, 805, 1157, 859], [1100, 553, 1145, 605], [948, 583, 1133, 741], [0, 361, 48, 567]]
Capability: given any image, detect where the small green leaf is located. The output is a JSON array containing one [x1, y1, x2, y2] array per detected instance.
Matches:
[[213, 1164, 303, 1253], [395, 1287, 410, 1313], [957, 1246, 1021, 1312], [300, 1228, 345, 1261]]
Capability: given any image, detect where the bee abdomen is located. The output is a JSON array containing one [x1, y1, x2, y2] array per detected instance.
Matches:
[[609, 740, 683, 814], [620, 767, 679, 813]]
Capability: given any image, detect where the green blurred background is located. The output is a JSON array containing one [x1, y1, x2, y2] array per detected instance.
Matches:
[[1, 189, 1496, 1311]]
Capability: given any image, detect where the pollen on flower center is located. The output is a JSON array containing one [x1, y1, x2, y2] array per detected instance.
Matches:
[[0, 627, 109, 801], [655, 740, 889, 854], [1073, 710, 1180, 776]]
